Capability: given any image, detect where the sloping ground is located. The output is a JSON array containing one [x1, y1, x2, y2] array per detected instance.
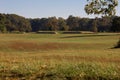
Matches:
[[0, 33, 120, 80]]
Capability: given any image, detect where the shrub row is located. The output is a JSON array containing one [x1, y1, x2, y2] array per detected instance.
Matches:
[[36, 31, 58, 34]]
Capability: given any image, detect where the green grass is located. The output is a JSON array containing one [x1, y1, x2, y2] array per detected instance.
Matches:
[[0, 33, 120, 80]]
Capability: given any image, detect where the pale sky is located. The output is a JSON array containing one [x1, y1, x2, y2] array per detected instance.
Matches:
[[0, 0, 120, 18]]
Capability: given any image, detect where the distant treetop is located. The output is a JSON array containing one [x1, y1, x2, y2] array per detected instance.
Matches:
[[85, 0, 118, 16]]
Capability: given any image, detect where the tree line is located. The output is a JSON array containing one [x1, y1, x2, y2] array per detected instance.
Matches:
[[0, 13, 120, 33]]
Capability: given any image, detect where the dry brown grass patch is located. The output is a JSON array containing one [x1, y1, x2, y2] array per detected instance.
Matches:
[[7, 41, 80, 51]]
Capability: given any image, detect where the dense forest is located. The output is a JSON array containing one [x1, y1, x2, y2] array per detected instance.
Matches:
[[0, 13, 120, 33]]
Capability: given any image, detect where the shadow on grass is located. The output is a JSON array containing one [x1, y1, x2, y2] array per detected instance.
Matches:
[[111, 44, 120, 49], [60, 34, 120, 38], [111, 47, 120, 49]]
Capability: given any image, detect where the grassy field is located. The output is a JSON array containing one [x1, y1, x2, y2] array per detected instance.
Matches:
[[0, 33, 120, 80]]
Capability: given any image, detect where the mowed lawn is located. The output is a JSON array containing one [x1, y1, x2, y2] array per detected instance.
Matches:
[[0, 33, 120, 80]]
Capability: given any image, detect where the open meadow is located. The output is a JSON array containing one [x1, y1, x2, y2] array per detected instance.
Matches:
[[0, 33, 120, 80]]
